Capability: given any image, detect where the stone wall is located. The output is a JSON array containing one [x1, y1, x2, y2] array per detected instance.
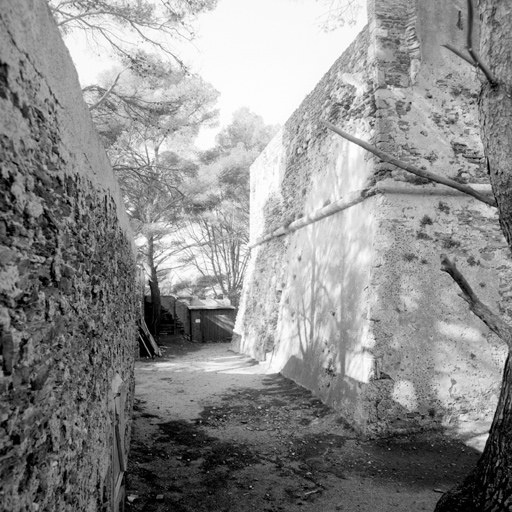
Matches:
[[234, 0, 512, 436], [0, 1, 138, 510]]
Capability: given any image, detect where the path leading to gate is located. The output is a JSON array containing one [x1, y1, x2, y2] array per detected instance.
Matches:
[[125, 335, 481, 512]]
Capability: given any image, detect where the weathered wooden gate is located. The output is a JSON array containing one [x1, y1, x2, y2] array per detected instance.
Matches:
[[190, 307, 236, 342]]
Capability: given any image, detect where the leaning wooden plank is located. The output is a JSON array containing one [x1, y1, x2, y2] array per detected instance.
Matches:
[[113, 472, 124, 512], [115, 419, 126, 472], [146, 331, 161, 357], [140, 318, 151, 337], [140, 319, 162, 357], [138, 333, 152, 358]]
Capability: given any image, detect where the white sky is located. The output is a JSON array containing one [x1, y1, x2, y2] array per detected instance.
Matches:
[[66, 0, 366, 148]]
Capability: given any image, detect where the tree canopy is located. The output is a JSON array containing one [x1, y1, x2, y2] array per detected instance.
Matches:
[[306, 0, 364, 31], [215, 106, 279, 153], [48, 0, 278, 322], [172, 108, 279, 305], [91, 59, 219, 170], [47, 0, 218, 67], [99, 63, 218, 332]]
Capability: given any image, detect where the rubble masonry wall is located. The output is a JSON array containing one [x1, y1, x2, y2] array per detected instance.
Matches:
[[0, 1, 138, 510], [233, 0, 512, 436]]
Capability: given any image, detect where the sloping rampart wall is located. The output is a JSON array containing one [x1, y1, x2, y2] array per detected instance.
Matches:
[[234, 0, 512, 436], [0, 1, 138, 509]]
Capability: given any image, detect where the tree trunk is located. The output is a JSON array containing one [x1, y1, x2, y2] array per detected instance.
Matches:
[[479, 1, 512, 247], [435, 356, 512, 511], [147, 234, 161, 336], [436, 2, 512, 510]]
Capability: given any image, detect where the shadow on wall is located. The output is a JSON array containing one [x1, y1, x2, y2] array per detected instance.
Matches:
[[233, 14, 506, 436], [270, 203, 431, 436], [239, 190, 506, 437], [365, 196, 507, 436]]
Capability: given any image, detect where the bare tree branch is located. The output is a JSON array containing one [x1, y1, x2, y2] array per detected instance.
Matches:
[[441, 0, 496, 84], [88, 68, 127, 111], [440, 255, 512, 348], [316, 0, 362, 32], [441, 44, 476, 66], [465, 0, 496, 84], [47, 0, 203, 67], [321, 120, 497, 207]]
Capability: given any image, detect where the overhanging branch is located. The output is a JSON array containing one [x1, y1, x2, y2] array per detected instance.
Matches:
[[441, 255, 512, 349], [441, 0, 496, 85], [465, 0, 496, 84], [88, 68, 127, 111], [321, 120, 497, 208], [441, 44, 475, 66]]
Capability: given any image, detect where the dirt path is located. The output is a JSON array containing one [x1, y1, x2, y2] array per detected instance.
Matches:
[[125, 335, 481, 512]]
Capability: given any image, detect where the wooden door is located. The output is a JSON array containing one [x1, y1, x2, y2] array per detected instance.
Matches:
[[202, 309, 235, 341], [191, 311, 203, 342]]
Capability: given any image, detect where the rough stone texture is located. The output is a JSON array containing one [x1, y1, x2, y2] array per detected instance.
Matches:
[[0, 1, 138, 511], [234, 0, 512, 436]]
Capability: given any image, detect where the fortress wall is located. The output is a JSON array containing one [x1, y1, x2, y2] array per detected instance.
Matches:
[[234, 26, 375, 368], [364, 0, 511, 434], [234, 0, 511, 436], [0, 1, 138, 510]]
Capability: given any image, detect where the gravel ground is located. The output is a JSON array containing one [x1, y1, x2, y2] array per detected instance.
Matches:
[[124, 335, 482, 512]]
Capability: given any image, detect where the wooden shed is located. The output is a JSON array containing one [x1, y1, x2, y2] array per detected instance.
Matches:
[[184, 299, 237, 343]]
